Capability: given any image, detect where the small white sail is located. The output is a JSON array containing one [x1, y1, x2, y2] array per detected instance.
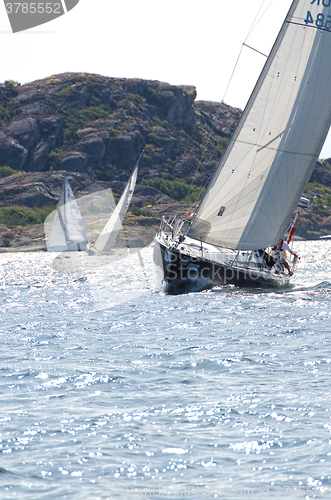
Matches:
[[47, 176, 88, 252], [189, 0, 331, 250], [94, 165, 138, 253]]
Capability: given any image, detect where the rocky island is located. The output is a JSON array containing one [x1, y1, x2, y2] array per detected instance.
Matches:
[[0, 72, 331, 249]]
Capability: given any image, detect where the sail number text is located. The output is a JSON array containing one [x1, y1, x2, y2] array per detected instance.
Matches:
[[310, 0, 331, 5], [305, 11, 331, 29], [306, 0, 331, 29]]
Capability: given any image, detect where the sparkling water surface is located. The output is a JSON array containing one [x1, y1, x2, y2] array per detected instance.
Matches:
[[0, 240, 331, 499]]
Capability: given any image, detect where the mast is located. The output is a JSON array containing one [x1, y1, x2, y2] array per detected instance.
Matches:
[[63, 176, 68, 244]]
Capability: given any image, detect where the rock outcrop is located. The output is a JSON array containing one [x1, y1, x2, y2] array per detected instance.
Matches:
[[1, 73, 331, 245], [0, 170, 176, 210], [0, 73, 239, 186]]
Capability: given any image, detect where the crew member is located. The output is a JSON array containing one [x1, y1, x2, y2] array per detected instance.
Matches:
[[272, 240, 300, 276]]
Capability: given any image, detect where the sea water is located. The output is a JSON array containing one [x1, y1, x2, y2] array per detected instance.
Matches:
[[0, 240, 331, 500]]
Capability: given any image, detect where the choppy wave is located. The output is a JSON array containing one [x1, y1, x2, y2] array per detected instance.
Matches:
[[0, 241, 331, 499]]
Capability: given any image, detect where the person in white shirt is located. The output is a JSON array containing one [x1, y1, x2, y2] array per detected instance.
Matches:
[[271, 239, 300, 276]]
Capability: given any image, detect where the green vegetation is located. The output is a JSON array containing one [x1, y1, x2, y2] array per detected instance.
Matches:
[[0, 80, 20, 125], [315, 193, 331, 206], [0, 166, 22, 178], [85, 201, 108, 214], [306, 182, 331, 207], [92, 164, 120, 181], [48, 150, 64, 171], [142, 154, 153, 166], [117, 99, 131, 109], [214, 136, 229, 157], [317, 207, 330, 217], [62, 105, 112, 148], [299, 174, 331, 236], [1, 80, 20, 97], [109, 100, 118, 110], [128, 94, 144, 105], [322, 158, 331, 168], [0, 204, 56, 227], [43, 80, 118, 149], [127, 206, 152, 217], [147, 133, 162, 147], [152, 118, 175, 130], [145, 89, 162, 106], [107, 127, 120, 138], [141, 178, 204, 204]]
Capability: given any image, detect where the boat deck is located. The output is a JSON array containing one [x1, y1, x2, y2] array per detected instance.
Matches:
[[158, 231, 272, 275]]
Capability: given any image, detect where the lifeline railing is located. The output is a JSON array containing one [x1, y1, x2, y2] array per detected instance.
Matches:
[[158, 216, 298, 274]]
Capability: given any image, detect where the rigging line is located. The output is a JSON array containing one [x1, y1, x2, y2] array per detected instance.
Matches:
[[221, 45, 245, 105], [223, 0, 275, 103], [187, 1, 275, 218], [186, 1, 272, 208], [244, 0, 274, 43], [243, 44, 267, 58]]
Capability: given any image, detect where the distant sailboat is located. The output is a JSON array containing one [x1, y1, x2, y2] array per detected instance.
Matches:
[[155, 0, 331, 290], [89, 152, 142, 254], [47, 175, 88, 252]]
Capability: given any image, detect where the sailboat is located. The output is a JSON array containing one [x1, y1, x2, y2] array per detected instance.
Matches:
[[47, 175, 88, 252], [155, 0, 331, 289], [88, 154, 141, 254]]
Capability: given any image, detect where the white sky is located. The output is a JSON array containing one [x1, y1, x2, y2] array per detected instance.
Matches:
[[1, 0, 331, 158]]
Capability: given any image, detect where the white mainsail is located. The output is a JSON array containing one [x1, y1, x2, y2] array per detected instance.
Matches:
[[93, 165, 138, 252], [189, 0, 331, 250], [47, 176, 88, 252]]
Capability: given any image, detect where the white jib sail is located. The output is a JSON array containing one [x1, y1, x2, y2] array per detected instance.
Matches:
[[47, 176, 88, 251], [189, 0, 331, 251], [94, 165, 138, 252]]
